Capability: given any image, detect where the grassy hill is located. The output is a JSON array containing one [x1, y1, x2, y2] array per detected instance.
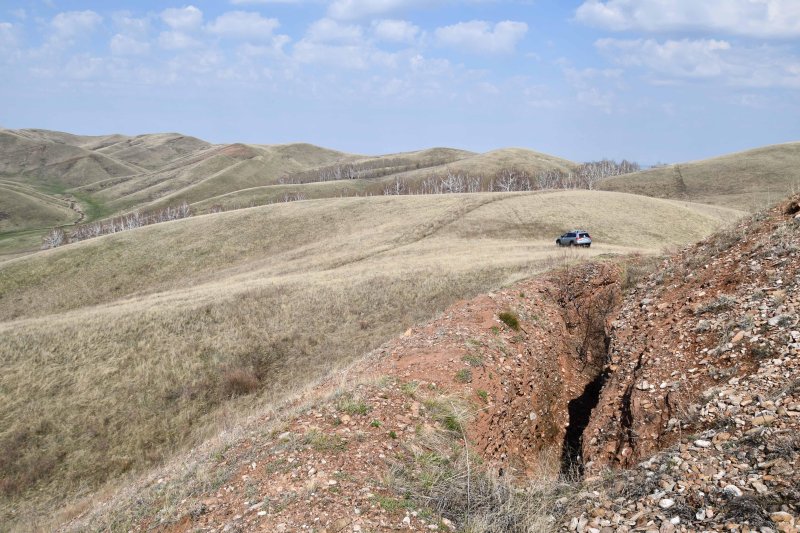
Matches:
[[0, 129, 583, 258], [0, 190, 742, 526], [599, 142, 800, 211]]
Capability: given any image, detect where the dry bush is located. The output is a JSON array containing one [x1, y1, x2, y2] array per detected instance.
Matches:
[[220, 368, 260, 398], [498, 311, 520, 331]]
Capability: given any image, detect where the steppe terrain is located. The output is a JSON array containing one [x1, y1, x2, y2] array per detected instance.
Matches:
[[1, 129, 799, 532]]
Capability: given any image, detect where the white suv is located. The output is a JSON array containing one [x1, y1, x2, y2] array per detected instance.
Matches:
[[555, 230, 592, 247]]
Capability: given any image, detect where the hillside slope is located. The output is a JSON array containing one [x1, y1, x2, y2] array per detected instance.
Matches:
[[599, 142, 800, 211], [0, 191, 741, 529], [51, 194, 799, 533]]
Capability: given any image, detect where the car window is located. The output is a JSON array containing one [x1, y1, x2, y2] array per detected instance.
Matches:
[[566, 233, 575, 237], [578, 233, 588, 238]]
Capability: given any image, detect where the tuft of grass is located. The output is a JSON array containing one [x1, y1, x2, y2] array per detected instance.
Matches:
[[400, 381, 420, 397], [455, 369, 473, 384], [498, 311, 520, 331], [476, 389, 489, 402], [370, 419, 382, 428], [221, 368, 261, 398], [337, 396, 372, 416], [461, 353, 484, 367], [304, 430, 348, 453], [695, 294, 736, 315], [374, 494, 414, 512]]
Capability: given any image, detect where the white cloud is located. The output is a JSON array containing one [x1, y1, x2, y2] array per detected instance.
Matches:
[[158, 31, 200, 50], [207, 11, 280, 39], [435, 20, 528, 54], [562, 67, 623, 112], [161, 6, 203, 31], [328, 0, 420, 20], [596, 38, 800, 88], [306, 18, 363, 43], [112, 12, 150, 36], [596, 38, 732, 78], [110, 34, 151, 55], [0, 22, 18, 48], [372, 19, 420, 44], [64, 54, 106, 80], [576, 0, 800, 39], [237, 38, 290, 58], [51, 10, 103, 38], [293, 41, 371, 68]]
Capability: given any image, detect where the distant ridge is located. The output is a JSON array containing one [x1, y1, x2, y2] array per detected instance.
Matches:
[[599, 141, 800, 211]]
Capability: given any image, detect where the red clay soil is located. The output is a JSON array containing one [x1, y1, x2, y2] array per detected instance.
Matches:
[[374, 262, 621, 476]]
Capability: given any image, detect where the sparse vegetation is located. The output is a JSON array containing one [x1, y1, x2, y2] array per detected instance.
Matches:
[[695, 294, 736, 315]]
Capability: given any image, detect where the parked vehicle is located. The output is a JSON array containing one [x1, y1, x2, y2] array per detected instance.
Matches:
[[555, 230, 592, 247]]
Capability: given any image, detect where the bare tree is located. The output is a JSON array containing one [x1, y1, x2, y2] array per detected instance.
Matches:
[[42, 228, 66, 249]]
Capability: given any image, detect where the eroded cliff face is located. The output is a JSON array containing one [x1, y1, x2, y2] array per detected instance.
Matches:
[[375, 262, 623, 476], [582, 195, 800, 472]]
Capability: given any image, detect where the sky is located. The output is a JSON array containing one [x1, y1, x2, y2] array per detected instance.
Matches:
[[1, 1, 799, 164]]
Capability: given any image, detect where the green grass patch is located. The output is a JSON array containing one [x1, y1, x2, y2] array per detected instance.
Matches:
[[498, 311, 520, 331], [304, 431, 348, 452], [455, 368, 473, 383], [374, 494, 414, 512], [337, 396, 371, 416], [461, 353, 484, 367], [400, 381, 419, 396]]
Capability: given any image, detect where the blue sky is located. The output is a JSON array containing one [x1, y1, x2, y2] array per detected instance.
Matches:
[[1, 1, 799, 164]]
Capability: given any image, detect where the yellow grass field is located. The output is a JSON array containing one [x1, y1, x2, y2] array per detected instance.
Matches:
[[0, 190, 742, 527], [599, 142, 800, 211]]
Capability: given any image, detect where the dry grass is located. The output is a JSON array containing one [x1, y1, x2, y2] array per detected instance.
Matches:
[[0, 190, 741, 527], [390, 389, 576, 533], [599, 142, 800, 211]]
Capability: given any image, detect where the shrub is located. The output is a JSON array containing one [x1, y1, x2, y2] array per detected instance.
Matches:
[[221, 368, 260, 397], [498, 311, 520, 331]]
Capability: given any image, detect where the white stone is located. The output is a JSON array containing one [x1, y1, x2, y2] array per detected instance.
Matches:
[[723, 484, 743, 497], [659, 498, 675, 509]]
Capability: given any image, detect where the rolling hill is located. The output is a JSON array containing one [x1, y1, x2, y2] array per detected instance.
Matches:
[[0, 128, 586, 258], [0, 190, 742, 528], [599, 142, 800, 211]]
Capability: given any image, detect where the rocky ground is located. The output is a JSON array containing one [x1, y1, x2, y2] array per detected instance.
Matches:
[[59, 196, 800, 533], [570, 196, 800, 532]]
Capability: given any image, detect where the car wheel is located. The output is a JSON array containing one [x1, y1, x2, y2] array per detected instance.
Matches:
[[569, 241, 575, 247]]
